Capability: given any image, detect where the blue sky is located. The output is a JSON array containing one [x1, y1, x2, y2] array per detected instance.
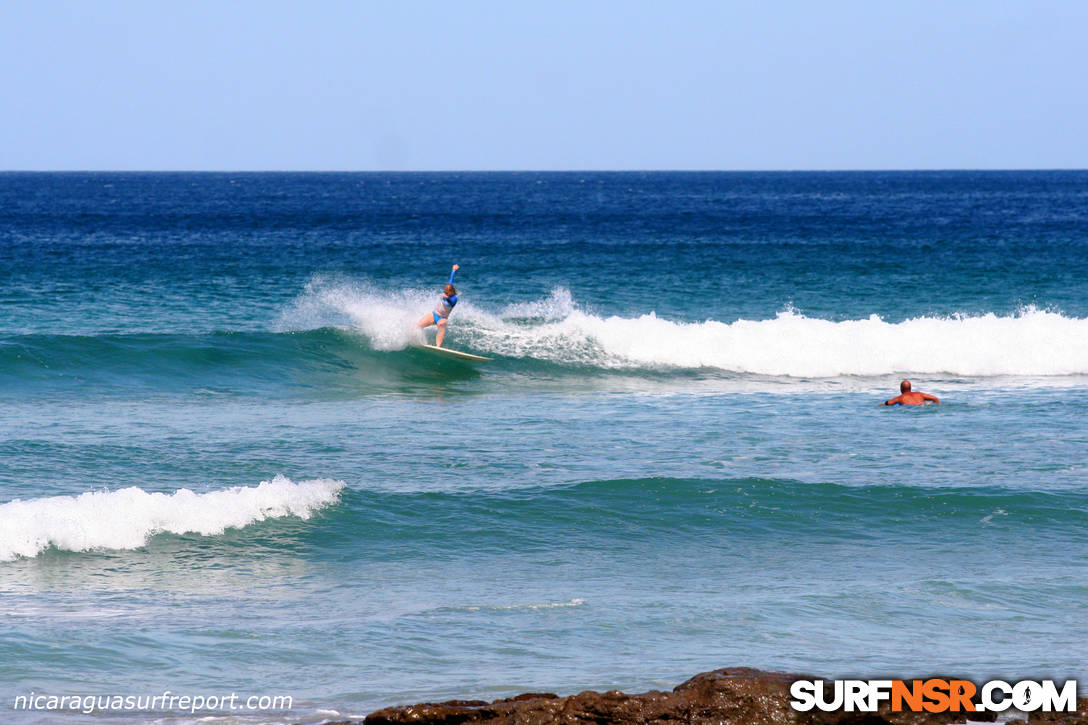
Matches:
[[2, 1, 1085, 170]]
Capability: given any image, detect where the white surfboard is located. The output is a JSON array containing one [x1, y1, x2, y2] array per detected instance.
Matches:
[[417, 344, 493, 362]]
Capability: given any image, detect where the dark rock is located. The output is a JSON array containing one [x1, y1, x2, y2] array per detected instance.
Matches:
[[357, 668, 1088, 725]]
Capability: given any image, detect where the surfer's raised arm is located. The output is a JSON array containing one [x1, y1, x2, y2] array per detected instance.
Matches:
[[449, 264, 459, 284]]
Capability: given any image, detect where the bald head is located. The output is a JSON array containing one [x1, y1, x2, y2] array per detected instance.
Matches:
[[900, 380, 912, 393]]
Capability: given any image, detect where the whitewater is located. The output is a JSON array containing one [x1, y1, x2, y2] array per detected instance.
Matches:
[[281, 279, 1088, 378], [0, 477, 345, 561]]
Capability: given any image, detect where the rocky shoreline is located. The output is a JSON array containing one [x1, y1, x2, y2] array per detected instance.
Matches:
[[316, 667, 1088, 725]]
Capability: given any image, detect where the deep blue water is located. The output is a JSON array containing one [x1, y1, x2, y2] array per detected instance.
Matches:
[[1, 172, 1087, 724]]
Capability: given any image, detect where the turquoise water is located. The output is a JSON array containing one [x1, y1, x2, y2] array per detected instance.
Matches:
[[1, 172, 1087, 723]]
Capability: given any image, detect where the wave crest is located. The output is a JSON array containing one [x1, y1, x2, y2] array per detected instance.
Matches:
[[0, 476, 345, 561], [279, 279, 1088, 377], [529, 304, 1088, 377]]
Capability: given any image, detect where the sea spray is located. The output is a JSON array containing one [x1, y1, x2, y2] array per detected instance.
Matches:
[[276, 275, 433, 350], [278, 278, 1088, 377]]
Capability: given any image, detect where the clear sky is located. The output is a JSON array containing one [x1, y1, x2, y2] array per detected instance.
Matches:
[[2, 1, 1086, 170]]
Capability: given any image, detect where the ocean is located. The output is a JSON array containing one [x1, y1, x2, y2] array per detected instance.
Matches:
[[1, 171, 1086, 724]]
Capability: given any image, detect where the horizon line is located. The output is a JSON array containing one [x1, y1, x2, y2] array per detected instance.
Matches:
[[3, 167, 1087, 174]]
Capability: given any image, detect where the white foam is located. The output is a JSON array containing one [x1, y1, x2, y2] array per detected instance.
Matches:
[[0, 476, 345, 561], [279, 279, 1088, 378], [551, 305, 1088, 377], [499, 287, 578, 321], [461, 300, 1088, 377], [277, 275, 431, 350]]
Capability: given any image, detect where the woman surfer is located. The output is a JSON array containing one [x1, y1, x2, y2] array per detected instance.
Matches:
[[417, 264, 460, 347]]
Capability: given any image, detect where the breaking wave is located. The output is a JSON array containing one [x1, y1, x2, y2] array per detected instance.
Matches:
[[0, 476, 345, 561], [280, 279, 1088, 377]]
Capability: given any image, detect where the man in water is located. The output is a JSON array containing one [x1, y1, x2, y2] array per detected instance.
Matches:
[[881, 380, 940, 406], [417, 264, 460, 347]]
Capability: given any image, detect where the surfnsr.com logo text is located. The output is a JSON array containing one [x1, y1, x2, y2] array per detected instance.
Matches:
[[790, 679, 1078, 713]]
